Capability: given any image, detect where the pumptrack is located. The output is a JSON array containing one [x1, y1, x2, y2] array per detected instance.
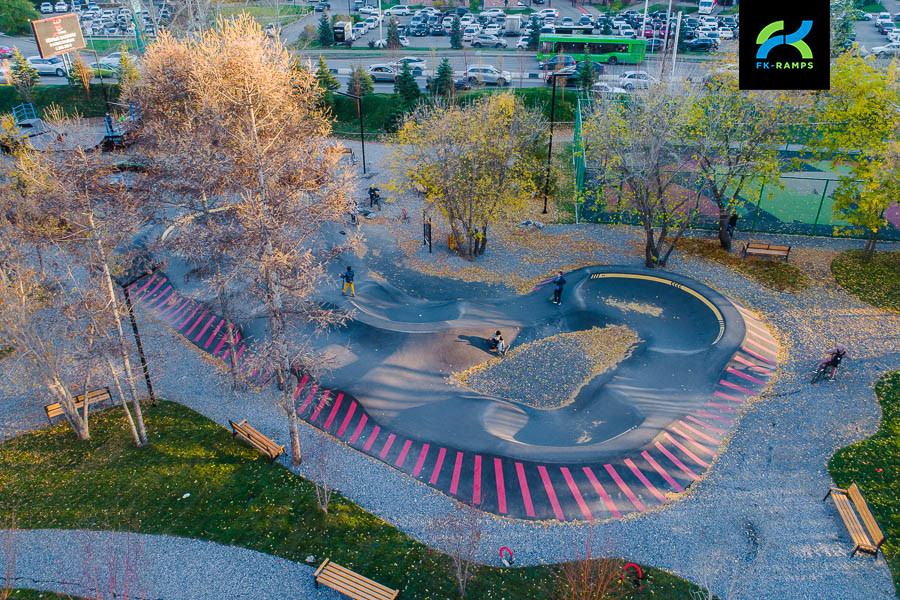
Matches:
[[128, 265, 778, 522]]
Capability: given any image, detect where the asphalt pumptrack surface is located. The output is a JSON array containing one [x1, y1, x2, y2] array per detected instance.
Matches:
[[127, 265, 777, 522]]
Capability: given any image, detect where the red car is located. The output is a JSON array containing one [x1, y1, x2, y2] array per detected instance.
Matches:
[[0, 47, 15, 60]]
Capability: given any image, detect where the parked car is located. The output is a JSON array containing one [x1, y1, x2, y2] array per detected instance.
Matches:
[[264, 22, 282, 38], [371, 36, 408, 47], [55, 1, 68, 11], [353, 23, 368, 36], [618, 24, 635, 36], [875, 11, 892, 24], [546, 62, 605, 87], [718, 27, 734, 39], [462, 25, 481, 41], [429, 24, 445, 35], [471, 34, 507, 48], [100, 51, 135, 67], [872, 41, 900, 57], [516, 36, 529, 49], [618, 70, 658, 89], [389, 56, 426, 73], [40, 1, 54, 13], [383, 4, 410, 15], [366, 64, 396, 81], [645, 38, 665, 52], [465, 65, 511, 86], [27, 55, 67, 76], [483, 23, 502, 35], [425, 76, 471, 91], [878, 22, 895, 36], [314, 2, 330, 11], [683, 37, 716, 52], [358, 5, 379, 15], [536, 8, 558, 19], [0, 47, 14, 59], [540, 53, 575, 71], [591, 81, 629, 94], [482, 8, 505, 18]]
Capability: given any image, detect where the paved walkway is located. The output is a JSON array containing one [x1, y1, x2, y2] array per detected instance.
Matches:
[[4, 529, 341, 599]]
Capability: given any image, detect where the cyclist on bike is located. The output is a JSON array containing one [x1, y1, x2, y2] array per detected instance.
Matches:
[[818, 345, 848, 381]]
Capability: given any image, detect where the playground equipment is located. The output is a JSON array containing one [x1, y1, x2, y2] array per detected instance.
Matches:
[[103, 102, 142, 148], [11, 103, 48, 138]]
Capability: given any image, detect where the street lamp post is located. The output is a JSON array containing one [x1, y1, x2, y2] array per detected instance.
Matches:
[[542, 71, 563, 214], [335, 90, 367, 175]]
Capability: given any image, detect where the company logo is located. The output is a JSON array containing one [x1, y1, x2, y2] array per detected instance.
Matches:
[[755, 20, 813, 60], [739, 2, 829, 90]]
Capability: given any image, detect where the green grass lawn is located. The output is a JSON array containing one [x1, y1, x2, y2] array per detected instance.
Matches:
[[678, 237, 810, 293], [0, 401, 705, 600], [4, 591, 74, 599], [831, 250, 899, 312], [828, 371, 900, 594], [84, 37, 141, 55]]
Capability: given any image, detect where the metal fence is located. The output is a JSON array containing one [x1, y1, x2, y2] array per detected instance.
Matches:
[[572, 98, 900, 241]]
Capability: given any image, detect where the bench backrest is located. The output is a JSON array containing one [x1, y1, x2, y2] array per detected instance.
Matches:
[[231, 420, 283, 454], [45, 388, 112, 419], [317, 561, 398, 600], [849, 483, 886, 547]]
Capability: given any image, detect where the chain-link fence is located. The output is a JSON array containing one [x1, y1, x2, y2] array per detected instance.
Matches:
[[572, 98, 900, 241]]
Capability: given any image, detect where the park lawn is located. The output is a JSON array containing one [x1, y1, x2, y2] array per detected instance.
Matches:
[[678, 237, 810, 293], [83, 38, 140, 55], [830, 250, 900, 312], [0, 401, 704, 600], [828, 371, 900, 594], [4, 592, 75, 599]]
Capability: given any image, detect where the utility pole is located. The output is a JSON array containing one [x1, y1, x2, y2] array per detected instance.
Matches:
[[542, 72, 562, 214], [119, 277, 156, 405], [335, 91, 367, 175]]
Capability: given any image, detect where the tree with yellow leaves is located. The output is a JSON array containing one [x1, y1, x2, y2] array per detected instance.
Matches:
[[814, 53, 900, 256], [390, 93, 546, 259]]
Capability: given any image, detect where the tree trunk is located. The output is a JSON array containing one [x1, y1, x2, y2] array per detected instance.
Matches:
[[107, 356, 141, 446], [95, 234, 148, 446], [864, 228, 879, 258], [287, 389, 302, 466], [718, 210, 732, 251]]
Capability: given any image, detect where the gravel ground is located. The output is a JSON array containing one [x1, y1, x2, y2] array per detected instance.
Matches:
[[3, 529, 341, 600], [2, 142, 899, 599]]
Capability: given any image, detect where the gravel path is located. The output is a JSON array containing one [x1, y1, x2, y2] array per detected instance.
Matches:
[[3, 529, 341, 600], [1, 141, 898, 599]]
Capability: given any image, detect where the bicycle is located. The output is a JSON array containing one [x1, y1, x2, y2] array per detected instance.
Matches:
[[811, 363, 832, 384]]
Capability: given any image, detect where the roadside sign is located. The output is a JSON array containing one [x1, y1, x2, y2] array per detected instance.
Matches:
[[31, 13, 86, 58]]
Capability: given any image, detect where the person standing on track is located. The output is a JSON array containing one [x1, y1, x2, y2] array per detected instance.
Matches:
[[341, 266, 356, 297], [552, 271, 566, 305]]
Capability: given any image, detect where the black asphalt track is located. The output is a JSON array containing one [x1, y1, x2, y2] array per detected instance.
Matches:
[[127, 265, 778, 522]]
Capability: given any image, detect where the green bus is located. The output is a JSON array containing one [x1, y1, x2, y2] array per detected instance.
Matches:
[[537, 34, 647, 65]]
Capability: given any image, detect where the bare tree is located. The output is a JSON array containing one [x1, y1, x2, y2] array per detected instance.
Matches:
[[5, 116, 153, 445], [582, 84, 696, 267], [555, 534, 626, 600], [78, 531, 148, 600], [133, 17, 357, 465], [432, 503, 484, 598], [311, 435, 335, 514]]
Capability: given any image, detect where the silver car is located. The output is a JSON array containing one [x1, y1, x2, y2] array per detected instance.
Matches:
[[366, 64, 397, 82], [465, 65, 511, 86], [27, 55, 67, 76]]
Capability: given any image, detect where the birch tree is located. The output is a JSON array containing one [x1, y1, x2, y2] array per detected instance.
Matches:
[[134, 17, 356, 465], [390, 93, 546, 259], [5, 117, 151, 445]]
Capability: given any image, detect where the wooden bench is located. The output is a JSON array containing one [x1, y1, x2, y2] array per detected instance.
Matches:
[[824, 482, 886, 557], [314, 559, 399, 600], [740, 242, 791, 261], [229, 419, 285, 462], [44, 387, 112, 424]]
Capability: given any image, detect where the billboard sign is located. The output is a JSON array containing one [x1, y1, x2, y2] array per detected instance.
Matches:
[[31, 13, 86, 59]]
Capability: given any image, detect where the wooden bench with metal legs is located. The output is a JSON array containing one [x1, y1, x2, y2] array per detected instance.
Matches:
[[314, 558, 399, 600], [44, 387, 112, 424], [824, 482, 886, 557], [741, 241, 791, 261], [229, 419, 285, 462]]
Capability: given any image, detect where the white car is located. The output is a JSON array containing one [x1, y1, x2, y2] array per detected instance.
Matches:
[[483, 23, 502, 35], [27, 55, 67, 76], [383, 4, 409, 15], [363, 16, 379, 30], [536, 8, 558, 19], [101, 51, 136, 67], [888, 30, 900, 42], [872, 41, 900, 57], [358, 5, 379, 15], [353, 23, 368, 36], [54, 0, 68, 11], [372, 36, 408, 47], [618, 25, 635, 36], [389, 56, 426, 73], [591, 81, 629, 94], [516, 36, 529, 49], [619, 70, 658, 89], [482, 8, 505, 18], [40, 1, 53, 12], [875, 11, 892, 24], [460, 14, 475, 25], [462, 25, 480, 41], [718, 27, 733, 39], [465, 65, 511, 86]]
